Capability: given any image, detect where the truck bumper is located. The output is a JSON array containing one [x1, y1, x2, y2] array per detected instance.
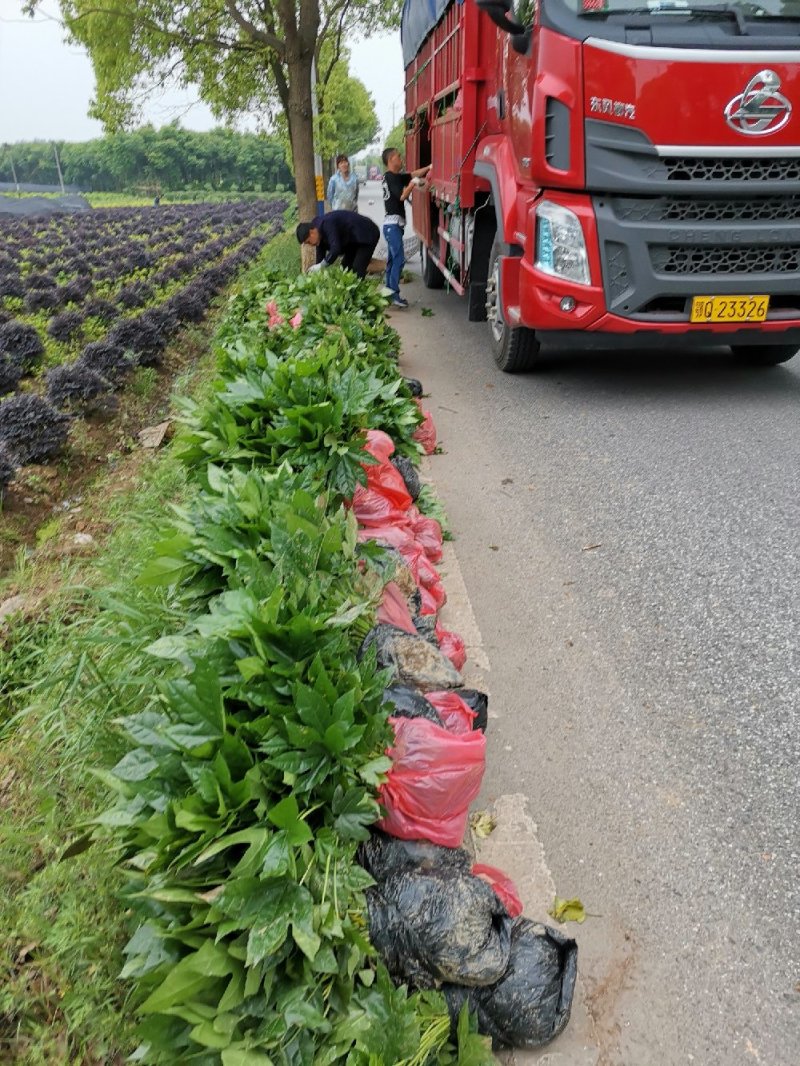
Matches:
[[512, 190, 800, 343], [534, 324, 800, 350]]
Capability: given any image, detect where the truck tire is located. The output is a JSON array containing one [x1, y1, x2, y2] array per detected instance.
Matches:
[[486, 238, 541, 373], [421, 242, 445, 289], [731, 343, 798, 366]]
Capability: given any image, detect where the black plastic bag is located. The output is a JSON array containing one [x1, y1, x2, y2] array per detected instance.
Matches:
[[391, 454, 421, 500], [359, 624, 462, 690], [362, 834, 513, 989], [452, 688, 489, 733], [360, 831, 468, 881], [443, 918, 577, 1048], [382, 684, 443, 725], [403, 375, 424, 397], [413, 612, 438, 645]]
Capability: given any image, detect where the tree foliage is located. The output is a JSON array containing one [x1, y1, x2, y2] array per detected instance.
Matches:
[[0, 126, 293, 193], [318, 52, 380, 162], [29, 0, 403, 217], [273, 48, 379, 174], [384, 116, 408, 158]]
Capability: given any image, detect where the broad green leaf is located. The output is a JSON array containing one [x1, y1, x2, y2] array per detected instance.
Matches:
[[221, 1047, 275, 1065], [112, 749, 158, 783], [189, 1019, 232, 1049], [193, 828, 269, 867], [140, 940, 235, 1013], [236, 656, 265, 681], [266, 795, 312, 846], [331, 786, 378, 842], [137, 555, 197, 588], [288, 887, 320, 961]]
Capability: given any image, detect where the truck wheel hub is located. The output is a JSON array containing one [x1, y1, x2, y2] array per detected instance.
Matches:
[[486, 263, 504, 343]]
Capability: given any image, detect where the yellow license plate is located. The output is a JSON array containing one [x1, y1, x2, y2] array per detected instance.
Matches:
[[690, 295, 769, 323]]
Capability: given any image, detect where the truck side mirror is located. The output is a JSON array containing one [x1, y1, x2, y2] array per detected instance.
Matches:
[[475, 0, 526, 35]]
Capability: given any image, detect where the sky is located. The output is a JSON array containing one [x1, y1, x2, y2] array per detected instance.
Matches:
[[0, 0, 405, 149]]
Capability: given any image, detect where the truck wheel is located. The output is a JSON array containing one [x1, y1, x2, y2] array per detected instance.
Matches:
[[486, 239, 541, 373], [731, 344, 798, 366], [421, 242, 445, 289]]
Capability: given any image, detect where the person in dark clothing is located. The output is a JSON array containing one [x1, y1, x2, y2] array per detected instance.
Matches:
[[295, 210, 380, 278], [382, 148, 431, 308]]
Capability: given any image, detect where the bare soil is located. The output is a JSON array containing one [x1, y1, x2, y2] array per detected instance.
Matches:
[[0, 322, 213, 578]]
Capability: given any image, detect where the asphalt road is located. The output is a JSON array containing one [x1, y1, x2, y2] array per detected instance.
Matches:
[[387, 261, 800, 1065]]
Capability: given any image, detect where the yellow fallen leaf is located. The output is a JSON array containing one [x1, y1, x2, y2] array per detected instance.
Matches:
[[469, 810, 496, 839], [548, 896, 586, 924]]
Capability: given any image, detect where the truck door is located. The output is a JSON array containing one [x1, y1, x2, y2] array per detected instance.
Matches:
[[503, 1, 537, 184]]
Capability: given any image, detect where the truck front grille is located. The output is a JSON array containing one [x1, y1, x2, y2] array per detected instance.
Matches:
[[651, 244, 800, 275], [663, 156, 800, 184], [611, 195, 800, 224]]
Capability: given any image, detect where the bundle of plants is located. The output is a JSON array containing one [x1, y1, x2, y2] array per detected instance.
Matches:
[[94, 268, 495, 1064]]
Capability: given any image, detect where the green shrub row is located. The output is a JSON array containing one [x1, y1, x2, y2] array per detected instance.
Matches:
[[96, 268, 495, 1064]]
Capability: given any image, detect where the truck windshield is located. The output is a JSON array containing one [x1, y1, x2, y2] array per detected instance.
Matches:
[[561, 0, 800, 16]]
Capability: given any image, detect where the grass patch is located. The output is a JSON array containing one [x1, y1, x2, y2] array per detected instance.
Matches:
[[0, 438, 192, 1064], [259, 226, 301, 276], [0, 266, 248, 1061], [130, 365, 159, 399], [0, 228, 302, 1061]]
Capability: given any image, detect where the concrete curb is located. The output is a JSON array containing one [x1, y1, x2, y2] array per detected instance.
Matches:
[[422, 464, 600, 1065]]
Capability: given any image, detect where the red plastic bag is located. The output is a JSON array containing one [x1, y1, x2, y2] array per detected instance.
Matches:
[[352, 486, 410, 527], [363, 429, 396, 464], [360, 522, 416, 550], [419, 580, 447, 614], [413, 399, 437, 455], [361, 456, 411, 510], [357, 525, 447, 612], [377, 581, 417, 634], [357, 521, 415, 551], [435, 621, 467, 671], [378, 716, 486, 848], [407, 506, 443, 562], [472, 863, 524, 918], [352, 430, 412, 527], [358, 526, 445, 594], [426, 690, 477, 734]]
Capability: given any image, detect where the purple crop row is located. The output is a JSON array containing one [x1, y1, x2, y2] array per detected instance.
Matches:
[[0, 202, 281, 316], [0, 201, 287, 490]]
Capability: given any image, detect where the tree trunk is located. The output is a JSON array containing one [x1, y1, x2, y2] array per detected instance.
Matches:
[[285, 54, 318, 222]]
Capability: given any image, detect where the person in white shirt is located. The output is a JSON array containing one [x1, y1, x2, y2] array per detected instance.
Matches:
[[326, 154, 359, 213]]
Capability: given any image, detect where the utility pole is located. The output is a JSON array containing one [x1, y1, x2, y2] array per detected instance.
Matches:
[[53, 143, 66, 194], [310, 56, 324, 216]]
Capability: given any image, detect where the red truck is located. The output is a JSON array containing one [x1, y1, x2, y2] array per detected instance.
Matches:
[[401, 0, 800, 370]]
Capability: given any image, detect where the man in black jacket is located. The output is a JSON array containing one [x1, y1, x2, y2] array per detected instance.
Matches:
[[295, 210, 380, 278]]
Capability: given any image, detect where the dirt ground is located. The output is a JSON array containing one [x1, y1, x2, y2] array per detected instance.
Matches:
[[0, 325, 213, 578]]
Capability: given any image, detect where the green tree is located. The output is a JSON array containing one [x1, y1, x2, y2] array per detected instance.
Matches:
[[273, 47, 379, 176], [1, 127, 292, 193], [383, 116, 407, 157], [318, 52, 379, 161], [27, 0, 402, 219]]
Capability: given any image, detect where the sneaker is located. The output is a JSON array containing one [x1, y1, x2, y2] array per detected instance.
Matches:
[[379, 285, 395, 298], [391, 296, 409, 309]]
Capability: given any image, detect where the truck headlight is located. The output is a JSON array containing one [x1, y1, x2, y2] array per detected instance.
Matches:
[[535, 202, 591, 286]]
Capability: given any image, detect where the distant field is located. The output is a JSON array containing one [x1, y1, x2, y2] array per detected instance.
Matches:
[[0, 198, 289, 494], [3, 189, 291, 208]]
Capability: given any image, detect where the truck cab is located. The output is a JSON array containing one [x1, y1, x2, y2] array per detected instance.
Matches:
[[402, 0, 800, 370]]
